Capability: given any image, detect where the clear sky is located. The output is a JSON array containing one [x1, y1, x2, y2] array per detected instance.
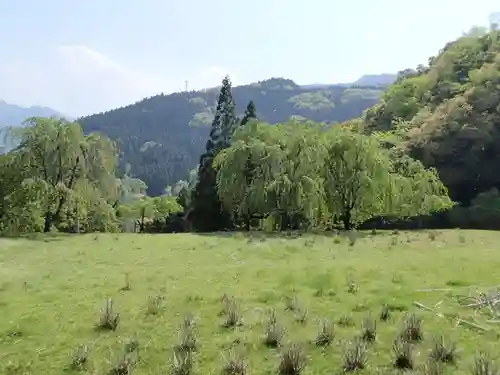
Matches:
[[0, 0, 498, 116]]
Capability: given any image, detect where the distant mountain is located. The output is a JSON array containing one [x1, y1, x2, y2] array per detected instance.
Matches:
[[300, 73, 397, 90], [0, 100, 68, 153], [352, 74, 397, 87], [0, 100, 67, 128], [79, 77, 385, 195]]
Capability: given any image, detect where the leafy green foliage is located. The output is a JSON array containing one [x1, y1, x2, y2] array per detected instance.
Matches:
[[0, 117, 119, 234], [363, 30, 500, 210], [214, 119, 452, 230]]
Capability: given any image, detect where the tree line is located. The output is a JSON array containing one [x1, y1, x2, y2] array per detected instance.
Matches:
[[4, 29, 500, 233], [0, 75, 453, 234]]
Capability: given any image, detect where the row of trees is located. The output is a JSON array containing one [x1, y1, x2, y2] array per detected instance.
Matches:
[[0, 75, 455, 234], [182, 77, 453, 232]]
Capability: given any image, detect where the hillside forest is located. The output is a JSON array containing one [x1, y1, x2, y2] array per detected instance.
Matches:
[[78, 79, 384, 196], [1, 28, 500, 233]]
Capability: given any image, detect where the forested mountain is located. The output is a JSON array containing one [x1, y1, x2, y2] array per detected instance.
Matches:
[[363, 28, 500, 228], [79, 78, 384, 195]]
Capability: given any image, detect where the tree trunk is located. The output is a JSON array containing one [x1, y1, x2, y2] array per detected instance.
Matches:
[[140, 214, 145, 233], [245, 211, 251, 231], [342, 210, 352, 231], [43, 212, 52, 233]]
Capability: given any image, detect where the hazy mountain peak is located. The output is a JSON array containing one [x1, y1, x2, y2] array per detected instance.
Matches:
[[0, 100, 68, 128]]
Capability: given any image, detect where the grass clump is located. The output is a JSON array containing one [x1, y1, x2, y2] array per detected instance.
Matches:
[[178, 314, 197, 351], [107, 340, 139, 375], [97, 298, 120, 331], [347, 279, 358, 294], [221, 349, 247, 375], [70, 344, 90, 370], [429, 335, 458, 364], [393, 337, 414, 370], [171, 346, 193, 375], [471, 352, 500, 375], [342, 337, 368, 373], [278, 344, 306, 375], [221, 298, 243, 328], [145, 294, 164, 315], [400, 312, 423, 342], [284, 295, 308, 323], [380, 304, 391, 321], [360, 315, 377, 342], [315, 318, 335, 346], [420, 360, 444, 375], [338, 314, 355, 327], [264, 309, 285, 348]]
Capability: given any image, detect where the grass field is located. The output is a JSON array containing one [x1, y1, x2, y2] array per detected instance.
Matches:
[[1, 230, 500, 374]]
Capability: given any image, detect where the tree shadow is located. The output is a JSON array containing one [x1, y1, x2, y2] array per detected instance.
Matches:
[[1, 232, 69, 242]]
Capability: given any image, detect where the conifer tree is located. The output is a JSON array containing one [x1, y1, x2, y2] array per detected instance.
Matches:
[[240, 101, 258, 229], [240, 100, 257, 127], [188, 76, 237, 231]]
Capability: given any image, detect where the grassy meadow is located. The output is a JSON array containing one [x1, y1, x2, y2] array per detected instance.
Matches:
[[1, 230, 500, 374]]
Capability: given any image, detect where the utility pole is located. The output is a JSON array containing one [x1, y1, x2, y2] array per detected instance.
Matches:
[[185, 80, 189, 92]]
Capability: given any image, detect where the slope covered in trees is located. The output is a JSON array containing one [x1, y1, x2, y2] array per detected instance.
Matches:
[[363, 28, 500, 228], [78, 78, 384, 195]]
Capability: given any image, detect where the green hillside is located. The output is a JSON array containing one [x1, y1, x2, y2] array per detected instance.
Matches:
[[79, 78, 384, 195], [363, 29, 500, 228]]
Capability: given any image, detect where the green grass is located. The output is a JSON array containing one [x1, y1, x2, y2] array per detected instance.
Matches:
[[1, 230, 500, 374]]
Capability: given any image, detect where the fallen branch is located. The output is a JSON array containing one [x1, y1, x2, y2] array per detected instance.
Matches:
[[412, 301, 444, 317], [455, 318, 490, 332]]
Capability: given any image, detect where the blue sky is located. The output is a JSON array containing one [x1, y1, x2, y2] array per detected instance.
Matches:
[[0, 0, 498, 116]]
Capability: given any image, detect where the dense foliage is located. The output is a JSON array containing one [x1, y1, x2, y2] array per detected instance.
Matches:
[[78, 79, 384, 195], [363, 29, 500, 228], [213, 121, 452, 231], [0, 117, 182, 234]]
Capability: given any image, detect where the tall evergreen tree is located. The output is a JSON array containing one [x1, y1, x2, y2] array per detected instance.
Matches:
[[240, 101, 258, 229], [188, 76, 237, 231], [240, 100, 257, 127]]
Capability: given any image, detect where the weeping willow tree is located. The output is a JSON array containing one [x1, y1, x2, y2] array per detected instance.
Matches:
[[322, 127, 453, 229], [5, 117, 119, 233], [322, 128, 394, 229], [265, 122, 327, 229], [214, 121, 284, 229], [214, 121, 327, 230]]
